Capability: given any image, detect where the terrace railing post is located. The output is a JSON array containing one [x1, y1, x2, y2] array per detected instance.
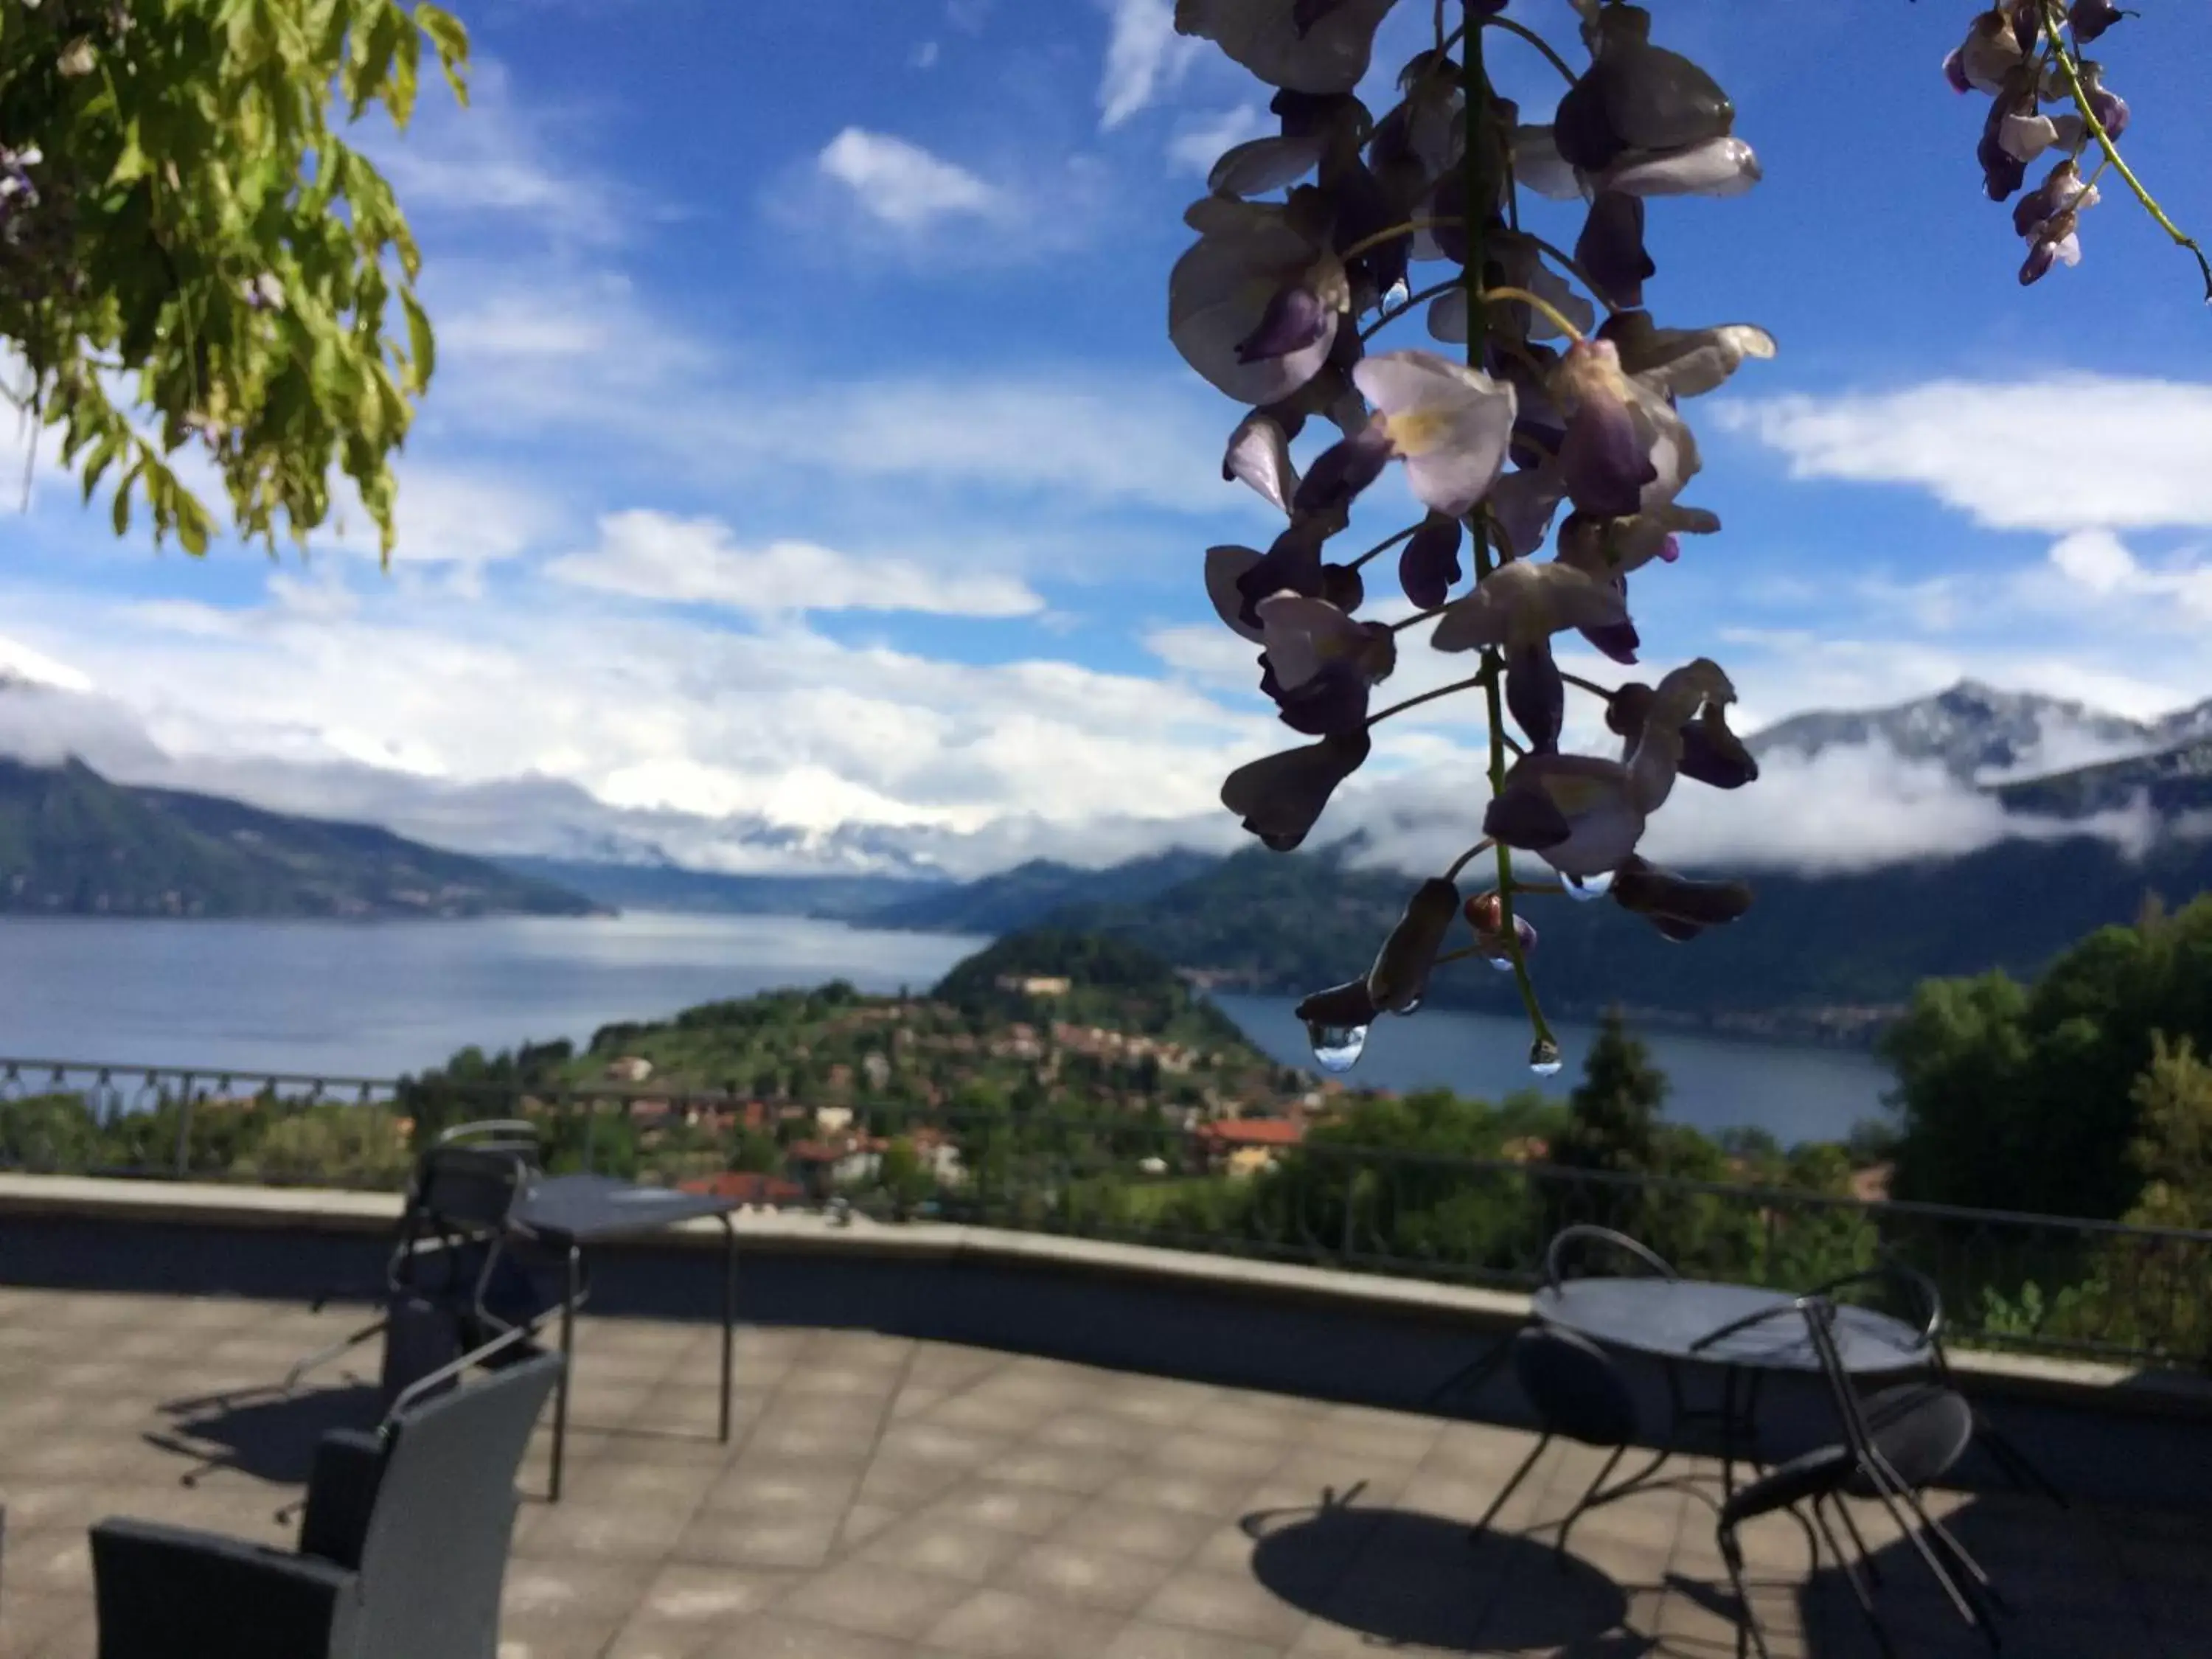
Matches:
[[172, 1074, 195, 1180]]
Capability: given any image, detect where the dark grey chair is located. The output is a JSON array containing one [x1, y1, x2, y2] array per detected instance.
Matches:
[[1716, 1296, 2000, 1659], [1472, 1325, 1652, 1561], [91, 1347, 563, 1659]]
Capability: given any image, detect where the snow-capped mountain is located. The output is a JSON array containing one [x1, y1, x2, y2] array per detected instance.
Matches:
[[1746, 679, 2197, 784]]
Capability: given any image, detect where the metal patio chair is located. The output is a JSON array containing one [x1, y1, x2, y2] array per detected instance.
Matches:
[[94, 1346, 564, 1659]]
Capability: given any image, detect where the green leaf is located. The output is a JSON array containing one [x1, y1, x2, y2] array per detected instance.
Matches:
[[399, 289, 436, 392], [111, 467, 136, 538]]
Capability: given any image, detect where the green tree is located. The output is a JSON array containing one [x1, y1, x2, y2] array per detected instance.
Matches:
[[0, 0, 468, 554], [1553, 1009, 1666, 1176], [1887, 897, 2212, 1218], [232, 1103, 412, 1187]]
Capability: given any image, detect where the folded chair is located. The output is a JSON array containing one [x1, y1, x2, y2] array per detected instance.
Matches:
[[284, 1121, 572, 1411], [1715, 1295, 2001, 1659], [94, 1346, 564, 1659]]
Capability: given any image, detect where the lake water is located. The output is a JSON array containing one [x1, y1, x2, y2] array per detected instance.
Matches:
[[0, 916, 1893, 1144], [1214, 993, 1895, 1147]]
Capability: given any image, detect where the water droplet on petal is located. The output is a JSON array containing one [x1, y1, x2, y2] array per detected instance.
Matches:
[[1485, 951, 1517, 973], [1562, 870, 1615, 902], [1307, 1020, 1369, 1073], [1398, 995, 1424, 1016], [1528, 1037, 1564, 1077]]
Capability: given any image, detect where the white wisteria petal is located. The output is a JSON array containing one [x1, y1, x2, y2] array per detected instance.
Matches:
[[1636, 389, 1702, 509], [1223, 412, 1300, 515], [1430, 560, 1627, 653], [1176, 0, 1399, 95], [1256, 592, 1366, 689], [1600, 137, 1761, 198], [1352, 349, 1517, 518], [1169, 208, 1339, 404], [1998, 112, 2061, 163], [1512, 755, 1647, 878], [1206, 545, 1267, 642], [1510, 125, 1585, 201], [1609, 317, 1776, 399], [1208, 133, 1329, 198]]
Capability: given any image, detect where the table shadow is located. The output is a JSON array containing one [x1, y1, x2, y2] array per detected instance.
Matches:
[[1243, 1493, 1649, 1655]]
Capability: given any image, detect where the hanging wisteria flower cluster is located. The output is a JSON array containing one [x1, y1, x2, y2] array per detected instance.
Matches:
[[1945, 2, 2212, 295], [1173, 0, 1773, 1077]]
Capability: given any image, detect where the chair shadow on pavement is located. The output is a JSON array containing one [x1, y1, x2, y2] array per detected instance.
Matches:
[[144, 1381, 382, 1486], [1244, 1489, 1653, 1656]]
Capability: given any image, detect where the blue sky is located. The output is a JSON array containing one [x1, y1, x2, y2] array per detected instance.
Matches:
[[3, 0, 2211, 876]]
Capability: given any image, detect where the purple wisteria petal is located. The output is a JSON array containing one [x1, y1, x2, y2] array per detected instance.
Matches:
[[1269, 88, 1359, 139], [1295, 978, 1378, 1027], [1576, 190, 1655, 312], [1505, 643, 1566, 752], [1679, 705, 1759, 789], [1354, 349, 1518, 518], [1510, 125, 1584, 201], [1265, 656, 1373, 735], [1579, 615, 1641, 666], [1177, 0, 1398, 96], [1223, 412, 1301, 515], [1293, 419, 1394, 518], [1206, 545, 1268, 642], [1488, 464, 1568, 558], [1257, 594, 1366, 690], [1397, 512, 1464, 609], [1235, 519, 1329, 627], [1599, 137, 1761, 198], [1559, 384, 1656, 518], [1559, 12, 1734, 170], [1367, 877, 1462, 1014], [1557, 505, 1721, 578], [1208, 133, 1330, 197], [1495, 233, 1598, 342], [1610, 855, 1754, 935], [1943, 48, 1972, 95], [1220, 729, 1371, 850], [1425, 287, 1468, 344], [2069, 0, 2129, 44], [1237, 282, 1333, 363], [1483, 777, 1573, 851], [1321, 560, 1366, 613], [2014, 159, 2099, 237], [2020, 219, 2083, 285], [1624, 657, 1736, 814]]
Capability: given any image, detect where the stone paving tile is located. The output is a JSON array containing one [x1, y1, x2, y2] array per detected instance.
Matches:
[[0, 1287, 2202, 1659]]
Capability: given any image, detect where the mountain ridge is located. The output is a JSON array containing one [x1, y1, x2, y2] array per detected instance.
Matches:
[[0, 756, 600, 919]]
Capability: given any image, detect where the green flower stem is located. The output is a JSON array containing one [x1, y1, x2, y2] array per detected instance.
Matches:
[[1366, 671, 1489, 726], [1481, 284, 1587, 343], [1387, 605, 1448, 632], [1559, 669, 1618, 698], [1338, 217, 1463, 265], [1359, 277, 1462, 341], [1463, 4, 1554, 1055], [1483, 12, 1579, 86], [1442, 838, 1495, 883], [1346, 523, 1422, 569], [2041, 4, 2212, 302]]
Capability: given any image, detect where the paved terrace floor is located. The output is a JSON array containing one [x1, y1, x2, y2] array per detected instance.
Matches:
[[0, 1287, 2203, 1659]]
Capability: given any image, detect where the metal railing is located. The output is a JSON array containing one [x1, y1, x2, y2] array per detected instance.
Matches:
[[0, 1056, 2205, 1371]]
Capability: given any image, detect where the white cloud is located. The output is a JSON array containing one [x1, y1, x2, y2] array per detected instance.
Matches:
[[369, 60, 628, 247], [321, 468, 559, 566], [1714, 375, 2212, 532], [1098, 0, 1199, 130], [2041, 527, 2212, 621], [1166, 104, 1271, 175], [912, 39, 941, 69], [816, 128, 1003, 229], [0, 633, 94, 694], [546, 510, 1044, 618]]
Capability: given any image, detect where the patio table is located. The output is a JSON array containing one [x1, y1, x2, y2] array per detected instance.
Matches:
[[1533, 1276, 1929, 1499], [512, 1175, 742, 1501]]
